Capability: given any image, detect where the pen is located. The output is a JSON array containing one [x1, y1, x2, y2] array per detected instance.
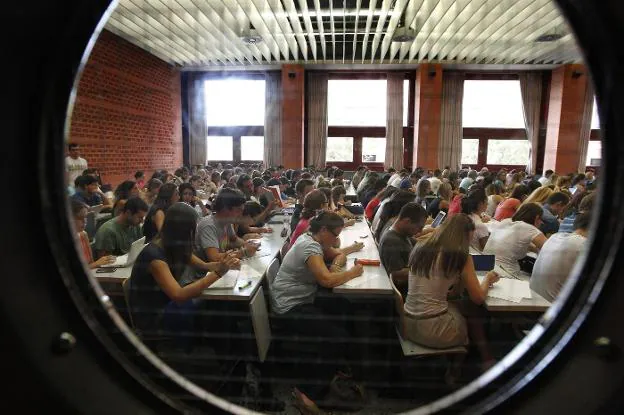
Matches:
[[239, 280, 252, 289]]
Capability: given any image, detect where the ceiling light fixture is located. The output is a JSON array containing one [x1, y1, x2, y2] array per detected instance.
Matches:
[[535, 32, 564, 42], [392, 10, 416, 43]]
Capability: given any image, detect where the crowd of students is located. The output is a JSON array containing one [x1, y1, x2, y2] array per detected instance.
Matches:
[[66, 142, 598, 411]]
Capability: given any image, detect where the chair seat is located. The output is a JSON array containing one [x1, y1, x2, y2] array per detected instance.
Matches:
[[395, 327, 467, 357]]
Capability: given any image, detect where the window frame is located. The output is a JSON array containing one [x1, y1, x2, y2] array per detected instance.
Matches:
[[206, 126, 264, 164], [320, 71, 414, 171]]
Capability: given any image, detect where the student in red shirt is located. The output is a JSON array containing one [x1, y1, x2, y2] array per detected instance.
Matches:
[[365, 186, 398, 221], [494, 184, 531, 221]]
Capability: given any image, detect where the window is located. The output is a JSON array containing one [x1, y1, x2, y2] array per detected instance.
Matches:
[[206, 136, 233, 161], [463, 80, 525, 128], [328, 80, 386, 126], [591, 97, 600, 130], [241, 136, 264, 161], [487, 139, 530, 165], [461, 139, 479, 165], [586, 141, 602, 166], [362, 137, 386, 163], [205, 79, 265, 126], [326, 137, 354, 162]]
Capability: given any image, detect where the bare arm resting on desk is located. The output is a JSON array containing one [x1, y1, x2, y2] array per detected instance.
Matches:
[[461, 256, 500, 304], [149, 259, 222, 304], [189, 253, 240, 272], [306, 255, 363, 288]]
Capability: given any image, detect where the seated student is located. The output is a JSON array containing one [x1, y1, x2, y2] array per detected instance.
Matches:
[[143, 183, 180, 243], [72, 200, 115, 268], [290, 190, 329, 247], [94, 197, 149, 258], [459, 170, 477, 191], [361, 179, 385, 209], [329, 185, 355, 219], [530, 211, 591, 302], [351, 166, 367, 190], [134, 171, 145, 190], [71, 174, 109, 207], [483, 203, 547, 273], [540, 192, 570, 235], [365, 186, 398, 221], [373, 190, 417, 241], [196, 188, 259, 262], [560, 192, 595, 233], [427, 182, 452, 219], [356, 171, 378, 197], [414, 178, 432, 207], [461, 188, 490, 252], [270, 211, 364, 412], [187, 174, 207, 199], [521, 186, 553, 207], [179, 183, 210, 217], [485, 182, 504, 217], [569, 173, 587, 195], [113, 180, 140, 217], [379, 203, 427, 294], [538, 169, 554, 186], [235, 201, 274, 240], [404, 214, 500, 371], [141, 178, 162, 206], [493, 184, 531, 221], [236, 174, 254, 200], [290, 179, 315, 233], [128, 202, 239, 340], [446, 191, 464, 218]]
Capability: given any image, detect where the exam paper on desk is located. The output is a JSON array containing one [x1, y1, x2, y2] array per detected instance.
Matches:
[[487, 279, 532, 303], [206, 263, 263, 289]]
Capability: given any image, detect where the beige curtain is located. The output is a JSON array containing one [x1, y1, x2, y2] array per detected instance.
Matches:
[[519, 72, 543, 174], [187, 73, 207, 166], [306, 73, 329, 169], [438, 72, 464, 170], [264, 71, 282, 167], [385, 73, 404, 169], [578, 79, 595, 173]]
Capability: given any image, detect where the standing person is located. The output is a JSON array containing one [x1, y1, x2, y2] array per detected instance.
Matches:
[[65, 143, 88, 187], [94, 197, 149, 258], [484, 203, 547, 273], [379, 203, 427, 294], [531, 212, 591, 302], [270, 211, 365, 413], [404, 214, 500, 373], [143, 183, 180, 243], [71, 200, 115, 268], [290, 179, 315, 233]]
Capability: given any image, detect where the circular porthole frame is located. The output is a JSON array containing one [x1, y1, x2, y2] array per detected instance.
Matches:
[[3, 0, 624, 412]]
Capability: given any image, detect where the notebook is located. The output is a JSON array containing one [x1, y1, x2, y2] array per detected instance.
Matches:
[[100, 236, 146, 268]]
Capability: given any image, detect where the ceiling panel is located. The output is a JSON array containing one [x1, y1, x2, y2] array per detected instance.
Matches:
[[104, 0, 583, 67]]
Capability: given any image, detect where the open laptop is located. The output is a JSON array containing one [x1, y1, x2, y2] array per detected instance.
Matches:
[[100, 236, 146, 268]]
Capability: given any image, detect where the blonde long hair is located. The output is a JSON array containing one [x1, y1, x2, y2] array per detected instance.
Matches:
[[521, 187, 553, 206]]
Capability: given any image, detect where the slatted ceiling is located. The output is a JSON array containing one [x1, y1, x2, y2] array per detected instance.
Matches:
[[297, 0, 318, 60], [105, 0, 582, 66], [360, 0, 378, 63]]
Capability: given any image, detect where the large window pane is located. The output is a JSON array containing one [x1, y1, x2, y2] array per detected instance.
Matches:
[[241, 136, 264, 161], [586, 141, 602, 166], [591, 97, 600, 129], [206, 136, 233, 161], [463, 80, 525, 128], [326, 137, 354, 162], [205, 79, 265, 126], [362, 137, 386, 163], [328, 80, 386, 126], [461, 139, 479, 165], [486, 139, 530, 165]]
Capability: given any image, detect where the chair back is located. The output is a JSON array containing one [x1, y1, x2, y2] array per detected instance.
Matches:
[[121, 277, 135, 329], [265, 258, 280, 292], [85, 211, 97, 240], [388, 275, 406, 337], [279, 240, 290, 262]]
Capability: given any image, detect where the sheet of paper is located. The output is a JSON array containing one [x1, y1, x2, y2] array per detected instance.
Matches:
[[206, 269, 239, 289], [487, 279, 532, 303], [342, 274, 379, 288], [346, 244, 379, 260]]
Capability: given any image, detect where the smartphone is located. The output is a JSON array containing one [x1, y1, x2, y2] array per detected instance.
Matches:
[[431, 211, 447, 228], [96, 267, 117, 273]]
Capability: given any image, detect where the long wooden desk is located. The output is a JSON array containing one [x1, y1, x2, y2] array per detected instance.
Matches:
[[333, 219, 393, 295]]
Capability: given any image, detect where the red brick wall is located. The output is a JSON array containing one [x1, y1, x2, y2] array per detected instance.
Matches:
[[68, 30, 182, 186]]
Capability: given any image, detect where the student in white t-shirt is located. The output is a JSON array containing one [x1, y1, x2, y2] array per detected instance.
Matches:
[[483, 203, 547, 273], [65, 143, 88, 186], [538, 169, 554, 186], [428, 169, 443, 195], [530, 211, 590, 301], [461, 188, 490, 251]]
